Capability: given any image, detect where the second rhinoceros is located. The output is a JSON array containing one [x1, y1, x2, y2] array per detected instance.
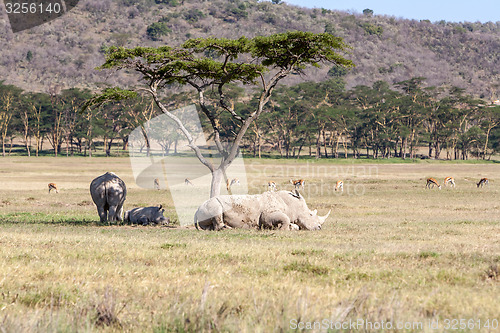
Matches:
[[194, 190, 330, 231], [124, 205, 169, 226]]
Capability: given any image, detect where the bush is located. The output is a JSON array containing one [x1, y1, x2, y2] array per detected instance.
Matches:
[[146, 22, 171, 41], [184, 8, 205, 23], [155, 0, 179, 6], [361, 22, 383, 36]]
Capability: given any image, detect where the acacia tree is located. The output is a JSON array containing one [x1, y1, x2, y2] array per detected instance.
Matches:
[[87, 31, 353, 197]]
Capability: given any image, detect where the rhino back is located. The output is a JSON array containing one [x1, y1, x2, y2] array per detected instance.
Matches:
[[128, 207, 157, 223], [90, 173, 126, 206], [217, 193, 285, 228]]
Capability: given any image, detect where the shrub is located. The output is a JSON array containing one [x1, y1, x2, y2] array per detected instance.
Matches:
[[146, 22, 171, 41]]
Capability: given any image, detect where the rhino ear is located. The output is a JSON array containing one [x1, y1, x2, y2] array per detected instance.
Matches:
[[158, 204, 163, 210], [289, 190, 300, 199]]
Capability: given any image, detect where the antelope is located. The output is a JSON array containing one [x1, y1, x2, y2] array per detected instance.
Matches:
[[426, 178, 441, 190], [185, 178, 194, 186], [290, 179, 305, 190], [226, 178, 240, 191], [335, 180, 343, 192], [268, 181, 277, 192], [443, 177, 456, 188], [477, 178, 489, 188], [48, 183, 59, 193], [154, 178, 160, 190]]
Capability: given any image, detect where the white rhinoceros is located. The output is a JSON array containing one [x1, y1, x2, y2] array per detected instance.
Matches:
[[194, 190, 330, 231], [90, 172, 127, 223]]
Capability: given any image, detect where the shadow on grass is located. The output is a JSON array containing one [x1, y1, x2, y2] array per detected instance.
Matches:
[[0, 212, 185, 228]]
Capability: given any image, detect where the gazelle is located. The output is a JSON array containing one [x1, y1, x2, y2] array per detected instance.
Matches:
[[48, 183, 59, 193], [290, 179, 305, 191], [443, 177, 456, 188], [335, 180, 343, 192], [226, 178, 240, 191], [185, 178, 194, 186], [426, 178, 441, 190], [477, 178, 489, 188], [268, 181, 277, 192], [154, 178, 160, 190]]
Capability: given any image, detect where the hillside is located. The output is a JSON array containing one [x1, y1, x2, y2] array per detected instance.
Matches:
[[0, 0, 499, 100]]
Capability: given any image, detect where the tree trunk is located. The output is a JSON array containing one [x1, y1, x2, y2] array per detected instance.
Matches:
[[8, 137, 13, 156], [25, 136, 31, 157], [322, 130, 328, 158], [335, 134, 340, 158], [122, 137, 129, 151], [434, 141, 441, 159], [483, 127, 492, 160], [210, 168, 225, 198], [315, 129, 321, 159]]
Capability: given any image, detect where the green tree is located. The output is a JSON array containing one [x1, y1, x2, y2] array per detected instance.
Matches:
[[0, 82, 23, 156], [87, 31, 353, 198], [146, 22, 171, 41], [363, 8, 374, 16]]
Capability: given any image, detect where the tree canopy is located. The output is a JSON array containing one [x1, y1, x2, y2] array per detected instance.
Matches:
[[89, 31, 354, 197]]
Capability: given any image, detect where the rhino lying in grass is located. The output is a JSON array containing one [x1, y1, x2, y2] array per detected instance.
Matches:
[[90, 172, 127, 223], [194, 190, 330, 231], [124, 205, 170, 226]]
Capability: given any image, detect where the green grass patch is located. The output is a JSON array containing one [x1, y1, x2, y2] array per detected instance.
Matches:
[[283, 261, 330, 276], [160, 243, 187, 250]]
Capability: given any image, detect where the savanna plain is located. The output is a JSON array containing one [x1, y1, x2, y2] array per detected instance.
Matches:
[[0, 157, 499, 332]]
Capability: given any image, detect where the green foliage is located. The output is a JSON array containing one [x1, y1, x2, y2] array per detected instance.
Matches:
[[324, 22, 336, 35], [26, 50, 33, 62], [328, 65, 348, 77], [146, 22, 171, 41], [251, 31, 354, 71], [361, 22, 383, 36], [154, 0, 179, 5], [82, 87, 137, 111], [183, 8, 205, 23], [363, 8, 374, 16]]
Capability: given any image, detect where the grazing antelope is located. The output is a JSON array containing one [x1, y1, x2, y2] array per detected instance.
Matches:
[[268, 181, 277, 192], [335, 180, 343, 192], [185, 178, 194, 186], [48, 183, 59, 193], [426, 178, 441, 190], [154, 178, 160, 190], [443, 177, 456, 188], [477, 178, 489, 188], [226, 178, 240, 191], [290, 179, 305, 191]]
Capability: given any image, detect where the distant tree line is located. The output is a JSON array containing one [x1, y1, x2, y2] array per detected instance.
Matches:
[[0, 77, 499, 159]]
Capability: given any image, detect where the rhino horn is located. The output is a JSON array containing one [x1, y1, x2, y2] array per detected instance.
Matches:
[[318, 210, 331, 225]]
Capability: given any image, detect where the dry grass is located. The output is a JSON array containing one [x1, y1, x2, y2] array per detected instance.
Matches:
[[0, 157, 499, 332]]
